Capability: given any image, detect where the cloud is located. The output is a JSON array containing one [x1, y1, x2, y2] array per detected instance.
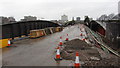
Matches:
[[0, 0, 119, 20]]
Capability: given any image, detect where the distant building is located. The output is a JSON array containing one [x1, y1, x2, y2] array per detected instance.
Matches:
[[89, 18, 93, 21], [20, 16, 37, 21], [8, 17, 16, 22], [20, 19, 25, 21], [76, 17, 80, 22], [0, 16, 16, 25], [0, 17, 8, 25], [51, 20, 58, 23], [61, 14, 68, 23], [72, 17, 74, 21], [118, 1, 120, 14]]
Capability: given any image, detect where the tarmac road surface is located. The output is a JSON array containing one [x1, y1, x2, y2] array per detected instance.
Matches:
[[2, 24, 84, 66]]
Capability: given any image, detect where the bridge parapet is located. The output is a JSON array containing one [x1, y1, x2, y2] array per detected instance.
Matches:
[[96, 21, 106, 30], [1, 20, 60, 39]]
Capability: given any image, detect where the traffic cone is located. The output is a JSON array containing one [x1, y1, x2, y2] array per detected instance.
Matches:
[[65, 34, 69, 41], [54, 46, 62, 61], [83, 35, 86, 41], [82, 38, 85, 41], [7, 39, 11, 47], [59, 37, 63, 46], [74, 52, 80, 68], [80, 33, 82, 36]]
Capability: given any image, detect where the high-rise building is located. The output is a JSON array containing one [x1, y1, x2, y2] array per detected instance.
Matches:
[[76, 17, 80, 22], [61, 14, 68, 23], [118, 1, 120, 14], [72, 17, 74, 21]]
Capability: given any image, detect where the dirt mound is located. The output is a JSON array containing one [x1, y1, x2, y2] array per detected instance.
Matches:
[[61, 39, 101, 61], [60, 38, 119, 66], [63, 39, 92, 50]]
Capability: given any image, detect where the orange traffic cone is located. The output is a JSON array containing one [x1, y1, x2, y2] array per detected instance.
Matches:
[[82, 35, 86, 41], [65, 34, 69, 41], [74, 52, 80, 68], [59, 37, 63, 46], [80, 33, 82, 36], [7, 39, 11, 47], [54, 47, 62, 61], [82, 38, 85, 41]]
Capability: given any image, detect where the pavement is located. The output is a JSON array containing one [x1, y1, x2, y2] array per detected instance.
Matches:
[[2, 24, 84, 66]]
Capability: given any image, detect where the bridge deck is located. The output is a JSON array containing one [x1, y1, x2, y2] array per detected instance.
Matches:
[[2, 24, 81, 66]]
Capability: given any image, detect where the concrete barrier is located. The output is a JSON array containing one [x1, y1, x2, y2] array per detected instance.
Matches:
[[29, 29, 45, 38], [52, 27, 56, 33], [29, 27, 63, 38], [29, 30, 40, 38], [38, 29, 45, 36], [44, 28, 51, 35], [0, 39, 8, 48], [49, 27, 53, 34], [55, 27, 63, 32]]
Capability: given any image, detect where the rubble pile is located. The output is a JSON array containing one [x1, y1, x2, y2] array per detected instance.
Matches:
[[61, 39, 101, 60], [61, 39, 120, 66]]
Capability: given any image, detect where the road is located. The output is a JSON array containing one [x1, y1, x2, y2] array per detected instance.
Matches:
[[2, 24, 84, 66]]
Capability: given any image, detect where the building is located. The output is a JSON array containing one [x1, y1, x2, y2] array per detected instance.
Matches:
[[76, 17, 80, 22], [24, 16, 37, 21], [0, 16, 16, 25], [20, 16, 37, 21], [0, 17, 9, 25], [8, 17, 16, 22], [51, 20, 58, 23], [72, 17, 74, 21], [61, 14, 68, 23], [118, 1, 120, 14]]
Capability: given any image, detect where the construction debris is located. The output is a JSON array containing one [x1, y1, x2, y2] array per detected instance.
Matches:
[[61, 39, 101, 60], [60, 39, 120, 66]]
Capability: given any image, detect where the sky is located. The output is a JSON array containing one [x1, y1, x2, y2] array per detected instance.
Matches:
[[0, 0, 120, 21]]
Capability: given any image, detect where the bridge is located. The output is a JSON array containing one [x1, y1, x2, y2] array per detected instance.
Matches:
[[96, 21, 106, 30], [89, 20, 120, 48], [88, 20, 106, 36], [0, 20, 59, 39], [1, 24, 119, 67]]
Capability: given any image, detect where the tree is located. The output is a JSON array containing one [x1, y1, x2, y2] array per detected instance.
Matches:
[[84, 16, 90, 27]]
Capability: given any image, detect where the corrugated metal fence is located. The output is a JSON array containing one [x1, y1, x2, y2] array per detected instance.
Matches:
[[1, 20, 59, 39]]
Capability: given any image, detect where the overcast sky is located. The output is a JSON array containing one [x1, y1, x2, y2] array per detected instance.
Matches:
[[0, 0, 120, 20]]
